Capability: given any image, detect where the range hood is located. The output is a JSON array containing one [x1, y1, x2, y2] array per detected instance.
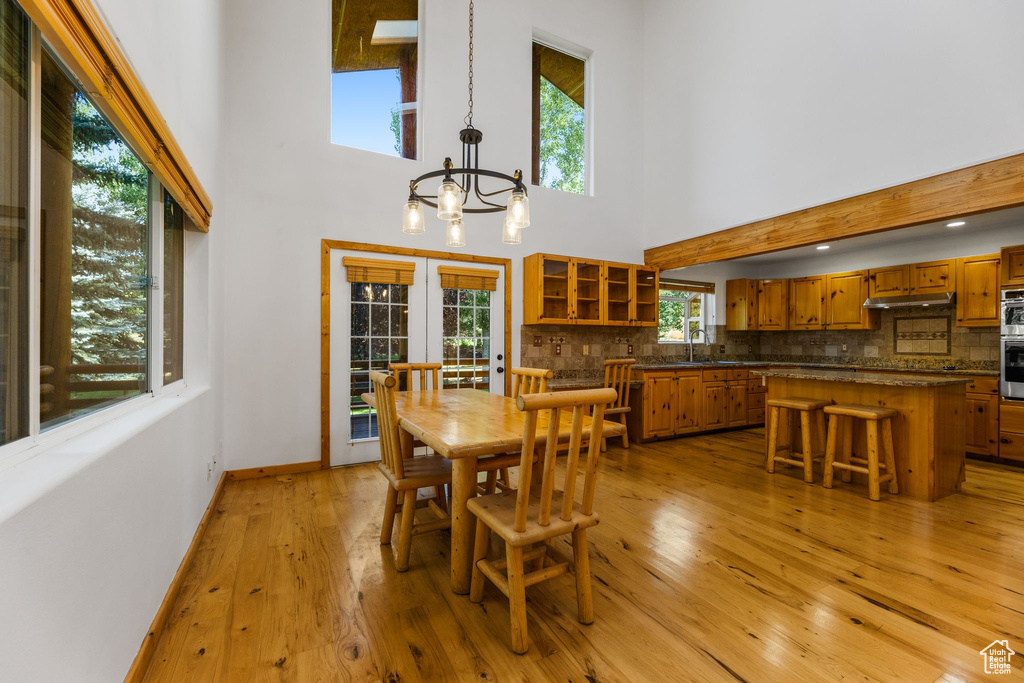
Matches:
[[863, 291, 955, 309]]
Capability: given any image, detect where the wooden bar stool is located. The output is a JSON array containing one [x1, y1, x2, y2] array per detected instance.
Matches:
[[823, 405, 899, 501], [765, 397, 828, 483]]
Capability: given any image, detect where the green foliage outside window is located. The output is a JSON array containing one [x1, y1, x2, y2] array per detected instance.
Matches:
[[538, 77, 584, 194], [659, 291, 704, 342]]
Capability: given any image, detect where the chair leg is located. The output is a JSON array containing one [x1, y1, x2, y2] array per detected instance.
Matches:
[[498, 467, 510, 487], [505, 543, 529, 654], [396, 489, 417, 571], [882, 417, 899, 494], [380, 486, 399, 545], [814, 409, 827, 459], [572, 529, 593, 625], [434, 485, 448, 514], [766, 406, 780, 473], [866, 420, 881, 501], [620, 414, 629, 449], [823, 414, 838, 489], [469, 518, 490, 603], [840, 416, 853, 484], [601, 437, 607, 452], [484, 470, 498, 494], [799, 410, 814, 483]]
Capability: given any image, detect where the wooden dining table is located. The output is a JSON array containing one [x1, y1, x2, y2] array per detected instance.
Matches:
[[361, 388, 625, 594]]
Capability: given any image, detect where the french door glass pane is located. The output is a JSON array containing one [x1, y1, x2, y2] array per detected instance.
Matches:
[[350, 282, 408, 439], [163, 191, 185, 384], [0, 0, 29, 444], [40, 48, 150, 429], [442, 288, 490, 391]]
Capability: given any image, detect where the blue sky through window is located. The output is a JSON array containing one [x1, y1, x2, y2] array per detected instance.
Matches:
[[331, 69, 403, 156]]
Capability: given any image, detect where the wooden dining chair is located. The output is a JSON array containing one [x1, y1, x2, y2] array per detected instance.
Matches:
[[389, 362, 447, 510], [601, 358, 635, 451], [389, 362, 441, 391], [370, 371, 452, 572], [490, 367, 554, 490], [468, 387, 615, 654]]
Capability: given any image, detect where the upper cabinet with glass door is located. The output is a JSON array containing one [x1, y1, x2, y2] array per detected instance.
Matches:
[[523, 254, 658, 326]]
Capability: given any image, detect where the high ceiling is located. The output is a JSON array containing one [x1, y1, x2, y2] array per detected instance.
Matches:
[[536, 44, 584, 108], [332, 0, 418, 73]]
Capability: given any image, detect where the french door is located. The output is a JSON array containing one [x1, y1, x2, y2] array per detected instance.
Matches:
[[330, 251, 505, 466]]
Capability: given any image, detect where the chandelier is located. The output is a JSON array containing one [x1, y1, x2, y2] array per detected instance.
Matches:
[[401, 0, 530, 246]]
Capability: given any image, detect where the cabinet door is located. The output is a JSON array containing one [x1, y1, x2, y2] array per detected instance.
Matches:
[[910, 259, 954, 294], [956, 254, 1000, 327], [727, 383, 747, 427], [674, 374, 702, 433], [537, 255, 573, 324], [1001, 244, 1024, 288], [966, 394, 998, 457], [605, 262, 632, 326], [703, 384, 728, 430], [826, 271, 877, 330], [725, 279, 758, 331], [572, 259, 604, 325], [757, 279, 789, 330], [789, 276, 826, 330], [644, 375, 676, 439], [632, 266, 659, 326], [868, 265, 909, 297]]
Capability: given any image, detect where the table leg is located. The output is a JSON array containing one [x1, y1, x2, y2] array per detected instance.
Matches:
[[450, 457, 479, 594]]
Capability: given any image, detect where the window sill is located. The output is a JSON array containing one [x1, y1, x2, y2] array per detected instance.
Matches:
[[0, 384, 210, 525]]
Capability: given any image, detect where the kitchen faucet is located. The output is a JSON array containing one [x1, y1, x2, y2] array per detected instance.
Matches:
[[689, 327, 709, 363]]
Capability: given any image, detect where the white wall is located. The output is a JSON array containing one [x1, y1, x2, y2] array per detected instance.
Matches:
[[219, 0, 645, 470], [642, 0, 1024, 250], [0, 0, 225, 680]]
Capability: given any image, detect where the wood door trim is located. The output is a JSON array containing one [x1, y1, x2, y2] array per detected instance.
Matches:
[[644, 152, 1024, 270], [124, 472, 227, 682], [320, 240, 514, 470]]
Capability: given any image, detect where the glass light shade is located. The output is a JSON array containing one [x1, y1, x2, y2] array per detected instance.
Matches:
[[445, 219, 466, 247], [402, 199, 424, 234], [501, 215, 521, 244], [437, 179, 463, 220], [506, 189, 530, 228]]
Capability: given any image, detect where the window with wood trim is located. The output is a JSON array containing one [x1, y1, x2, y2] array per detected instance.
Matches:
[[163, 192, 186, 385], [532, 40, 586, 194], [659, 281, 714, 343], [331, 0, 419, 159]]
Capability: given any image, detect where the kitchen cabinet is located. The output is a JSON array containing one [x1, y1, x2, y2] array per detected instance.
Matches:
[[956, 254, 1000, 327], [703, 384, 728, 430], [643, 373, 677, 439], [1001, 244, 1024, 288], [966, 395, 999, 457], [826, 271, 879, 330], [674, 374, 702, 433], [999, 399, 1024, 463], [868, 265, 910, 297], [726, 382, 747, 427], [757, 279, 789, 330], [789, 276, 826, 330], [524, 254, 659, 326], [909, 259, 955, 294], [725, 279, 758, 331]]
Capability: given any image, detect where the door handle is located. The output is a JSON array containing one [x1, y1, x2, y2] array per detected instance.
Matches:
[[496, 367, 505, 374]]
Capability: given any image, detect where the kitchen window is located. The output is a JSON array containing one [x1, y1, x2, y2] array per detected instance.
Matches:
[[532, 39, 587, 194], [659, 281, 714, 343], [331, 0, 419, 159]]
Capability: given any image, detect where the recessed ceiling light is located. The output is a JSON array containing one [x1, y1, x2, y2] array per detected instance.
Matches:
[[946, 221, 966, 228], [816, 245, 830, 250]]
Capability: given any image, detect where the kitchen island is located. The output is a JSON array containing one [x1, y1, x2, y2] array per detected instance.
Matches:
[[753, 368, 969, 501]]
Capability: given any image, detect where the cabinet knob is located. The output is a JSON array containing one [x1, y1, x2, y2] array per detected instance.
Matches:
[[957, 318, 963, 322]]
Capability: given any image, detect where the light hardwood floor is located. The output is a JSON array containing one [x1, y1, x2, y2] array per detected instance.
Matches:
[[142, 428, 1024, 682]]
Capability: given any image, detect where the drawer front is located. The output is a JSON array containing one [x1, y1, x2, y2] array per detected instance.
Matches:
[[966, 377, 999, 395], [747, 378, 766, 394], [999, 432, 1024, 462], [747, 408, 765, 424], [748, 392, 766, 410], [1001, 401, 1024, 434], [702, 369, 728, 383], [728, 369, 750, 381]]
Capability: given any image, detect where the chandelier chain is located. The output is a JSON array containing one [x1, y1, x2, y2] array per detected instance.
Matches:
[[465, 0, 474, 128]]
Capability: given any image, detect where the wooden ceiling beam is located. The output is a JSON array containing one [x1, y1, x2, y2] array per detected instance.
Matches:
[[644, 152, 1024, 270]]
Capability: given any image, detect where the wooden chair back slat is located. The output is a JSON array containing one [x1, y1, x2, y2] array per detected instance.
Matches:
[[603, 358, 635, 410], [510, 367, 552, 399], [514, 388, 616, 532], [389, 362, 442, 391], [370, 371, 403, 479]]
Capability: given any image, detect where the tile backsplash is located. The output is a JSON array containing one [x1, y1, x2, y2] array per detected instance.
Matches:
[[521, 305, 999, 375]]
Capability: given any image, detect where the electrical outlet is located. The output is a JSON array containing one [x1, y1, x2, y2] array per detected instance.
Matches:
[[719, 345, 725, 354], [841, 343, 848, 352], [627, 344, 633, 355], [583, 344, 590, 356], [748, 345, 753, 353], [533, 335, 542, 347], [555, 343, 562, 356]]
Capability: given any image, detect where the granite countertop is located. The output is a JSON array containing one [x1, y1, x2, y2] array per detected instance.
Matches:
[[632, 360, 999, 377], [546, 377, 644, 390], [751, 367, 971, 387]]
